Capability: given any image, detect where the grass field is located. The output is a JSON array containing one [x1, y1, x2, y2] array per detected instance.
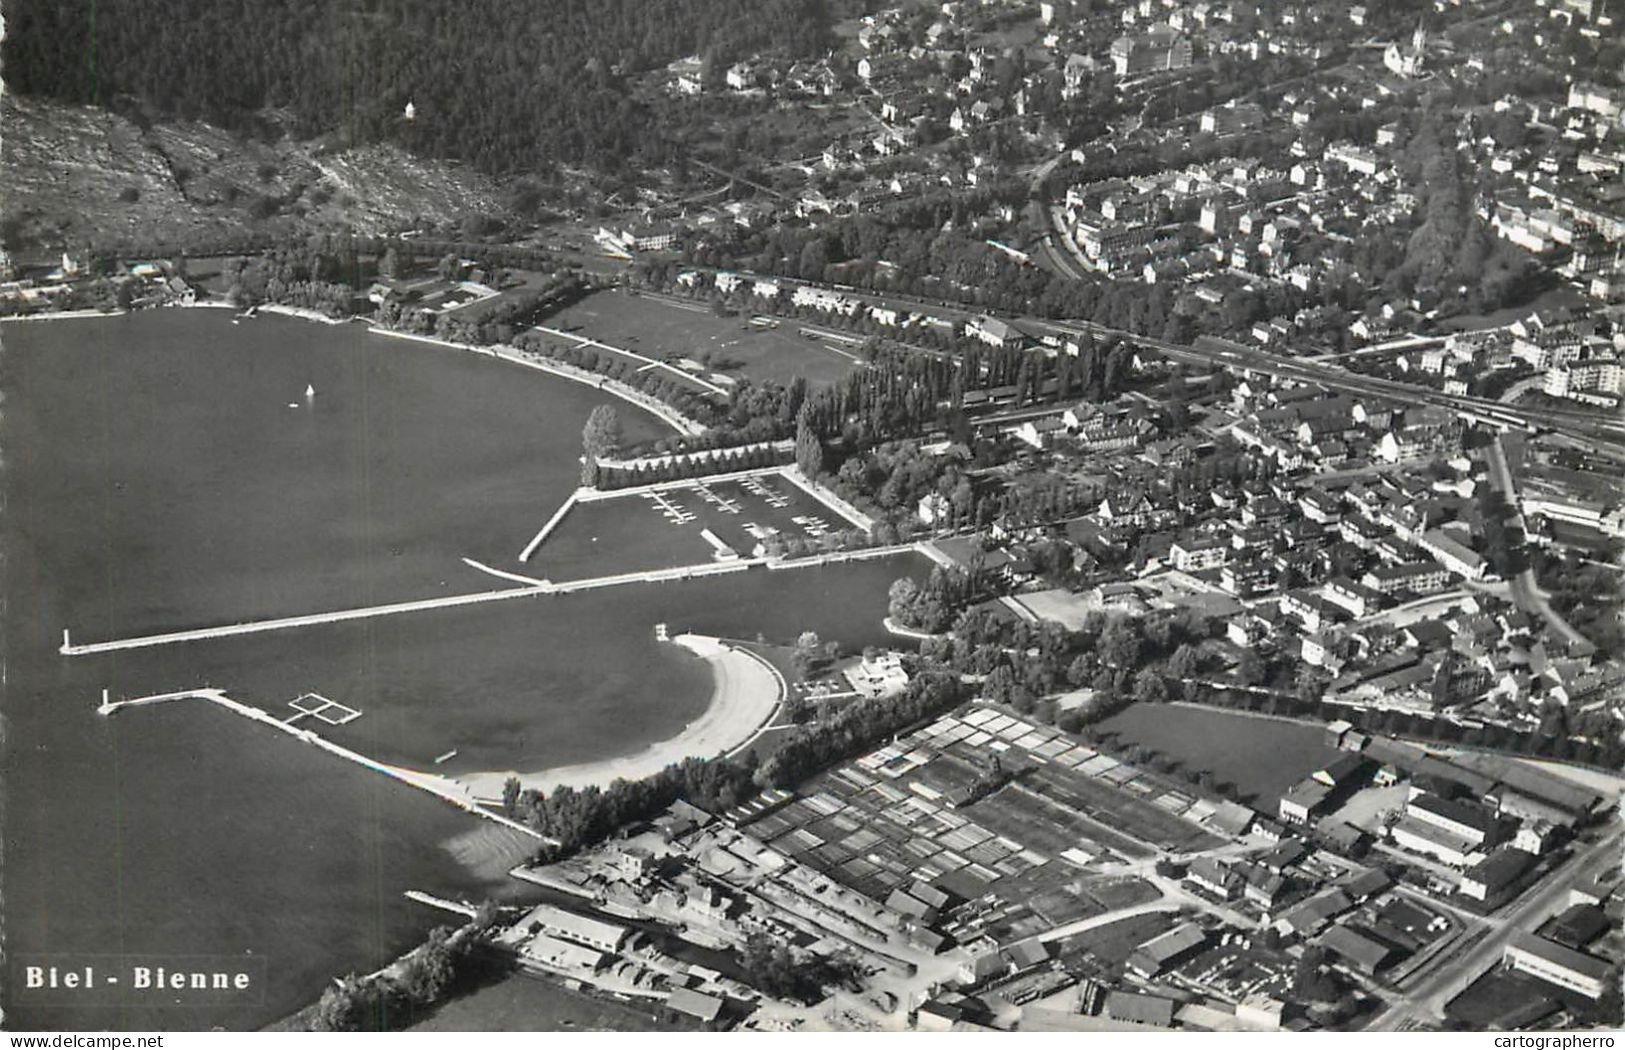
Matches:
[[1444, 969, 1560, 1030], [548, 289, 863, 388], [1097, 704, 1344, 812], [411, 972, 700, 1032]]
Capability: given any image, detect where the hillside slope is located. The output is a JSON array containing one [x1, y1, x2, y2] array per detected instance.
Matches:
[[2, 95, 508, 253]]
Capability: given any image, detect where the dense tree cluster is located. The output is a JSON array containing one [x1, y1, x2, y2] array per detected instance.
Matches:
[[915, 602, 1214, 726], [221, 248, 360, 315], [505, 331, 722, 430], [3, 0, 838, 175], [887, 564, 990, 634], [740, 935, 860, 1004], [755, 670, 969, 787], [507, 755, 761, 856], [308, 922, 502, 1031], [579, 404, 623, 486], [596, 443, 791, 491], [1532, 548, 1625, 656]]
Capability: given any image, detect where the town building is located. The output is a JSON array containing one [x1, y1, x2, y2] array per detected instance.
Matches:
[[1503, 932, 1612, 999], [1110, 26, 1192, 77], [1127, 923, 1208, 978], [1457, 848, 1534, 907], [517, 904, 630, 954]]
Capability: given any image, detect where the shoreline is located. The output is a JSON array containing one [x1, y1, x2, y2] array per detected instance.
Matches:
[[367, 325, 706, 437], [0, 307, 128, 322], [5, 299, 706, 435], [455, 634, 785, 801]]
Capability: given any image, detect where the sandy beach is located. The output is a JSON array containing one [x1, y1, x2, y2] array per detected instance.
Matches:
[[456, 634, 784, 801]]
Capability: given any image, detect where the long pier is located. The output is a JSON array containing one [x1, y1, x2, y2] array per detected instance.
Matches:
[[97, 687, 555, 844], [62, 544, 925, 657], [60, 584, 548, 655]]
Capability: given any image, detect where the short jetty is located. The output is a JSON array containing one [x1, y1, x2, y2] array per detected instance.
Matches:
[[404, 890, 480, 918], [518, 490, 581, 562]]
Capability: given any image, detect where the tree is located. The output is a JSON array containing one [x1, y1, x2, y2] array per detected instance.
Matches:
[[398, 927, 457, 1004], [379, 247, 402, 280], [795, 416, 824, 477], [1133, 668, 1168, 704], [1167, 642, 1202, 681], [581, 404, 622, 463], [501, 776, 522, 816], [1100, 617, 1143, 668], [1066, 653, 1095, 688], [310, 980, 363, 1032], [1237, 649, 1266, 687], [792, 630, 825, 676]]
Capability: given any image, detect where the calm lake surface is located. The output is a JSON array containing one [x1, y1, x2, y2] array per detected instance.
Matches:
[[2, 310, 924, 1029]]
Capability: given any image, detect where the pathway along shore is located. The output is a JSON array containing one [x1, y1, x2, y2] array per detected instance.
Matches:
[[454, 634, 784, 802]]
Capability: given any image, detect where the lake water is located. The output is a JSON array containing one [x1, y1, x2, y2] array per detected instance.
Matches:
[[1, 311, 925, 1029]]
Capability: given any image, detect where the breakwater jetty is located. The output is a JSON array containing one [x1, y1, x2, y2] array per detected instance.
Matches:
[[96, 687, 555, 844], [59, 585, 548, 655], [62, 543, 925, 657]]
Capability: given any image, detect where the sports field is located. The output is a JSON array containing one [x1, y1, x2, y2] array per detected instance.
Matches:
[[1097, 704, 1343, 812], [547, 288, 863, 388]]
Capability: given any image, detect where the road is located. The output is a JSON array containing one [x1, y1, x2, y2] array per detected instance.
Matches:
[[1366, 820, 1625, 1030], [1484, 436, 1590, 647]]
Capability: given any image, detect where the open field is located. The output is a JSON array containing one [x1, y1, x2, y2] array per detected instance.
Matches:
[[547, 289, 862, 389], [411, 972, 699, 1032], [1098, 704, 1344, 812], [1445, 969, 1562, 1030], [534, 474, 848, 580]]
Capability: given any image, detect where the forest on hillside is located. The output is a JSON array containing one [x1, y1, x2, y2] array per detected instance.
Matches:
[[1, 0, 835, 175]]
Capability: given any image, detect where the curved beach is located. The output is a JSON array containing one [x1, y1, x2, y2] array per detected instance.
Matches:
[[456, 634, 784, 800]]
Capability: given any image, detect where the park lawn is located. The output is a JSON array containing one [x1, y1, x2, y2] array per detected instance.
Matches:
[[550, 289, 862, 388], [1096, 704, 1343, 814]]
